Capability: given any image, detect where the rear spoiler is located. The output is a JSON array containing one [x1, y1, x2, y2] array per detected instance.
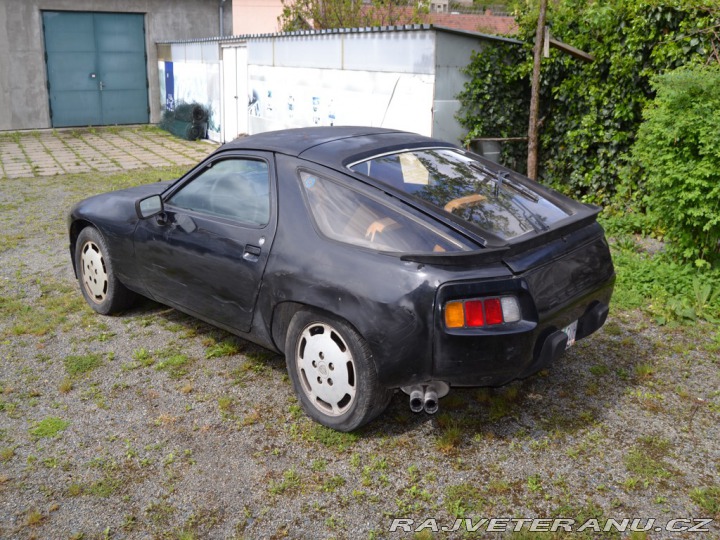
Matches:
[[401, 207, 604, 270]]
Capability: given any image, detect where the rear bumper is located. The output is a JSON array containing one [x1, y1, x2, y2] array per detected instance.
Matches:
[[430, 273, 615, 387]]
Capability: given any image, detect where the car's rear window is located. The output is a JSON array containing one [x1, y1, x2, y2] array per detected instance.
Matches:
[[349, 149, 570, 240]]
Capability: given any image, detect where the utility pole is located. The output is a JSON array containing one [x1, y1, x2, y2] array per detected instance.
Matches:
[[527, 0, 548, 180]]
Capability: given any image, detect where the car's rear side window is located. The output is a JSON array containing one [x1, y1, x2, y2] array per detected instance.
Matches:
[[349, 149, 570, 240], [299, 170, 472, 253]]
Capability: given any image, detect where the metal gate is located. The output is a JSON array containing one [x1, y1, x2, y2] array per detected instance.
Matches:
[[43, 11, 149, 127]]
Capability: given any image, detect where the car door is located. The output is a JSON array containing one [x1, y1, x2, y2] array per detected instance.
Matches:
[[133, 152, 276, 333]]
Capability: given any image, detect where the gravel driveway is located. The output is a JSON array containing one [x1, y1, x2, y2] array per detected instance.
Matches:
[[1, 128, 718, 539]]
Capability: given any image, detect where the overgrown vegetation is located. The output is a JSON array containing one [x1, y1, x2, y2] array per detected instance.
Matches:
[[632, 65, 720, 263]]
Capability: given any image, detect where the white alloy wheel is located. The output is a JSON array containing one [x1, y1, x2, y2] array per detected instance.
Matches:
[[74, 226, 135, 315], [80, 240, 108, 303], [296, 322, 356, 416]]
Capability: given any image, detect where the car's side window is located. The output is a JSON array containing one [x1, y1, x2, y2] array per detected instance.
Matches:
[[168, 158, 270, 226], [299, 170, 471, 253]]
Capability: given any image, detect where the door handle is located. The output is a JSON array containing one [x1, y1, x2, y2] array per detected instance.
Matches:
[[243, 244, 261, 262], [99, 80, 105, 91]]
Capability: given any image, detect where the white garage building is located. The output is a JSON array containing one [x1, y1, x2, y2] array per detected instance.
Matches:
[[157, 25, 521, 145]]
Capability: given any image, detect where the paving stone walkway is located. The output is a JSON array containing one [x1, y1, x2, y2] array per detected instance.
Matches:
[[0, 126, 215, 179]]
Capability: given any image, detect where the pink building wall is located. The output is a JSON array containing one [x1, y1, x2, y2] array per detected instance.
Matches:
[[232, 0, 283, 35]]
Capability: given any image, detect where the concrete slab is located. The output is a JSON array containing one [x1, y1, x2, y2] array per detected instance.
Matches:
[[0, 126, 215, 179]]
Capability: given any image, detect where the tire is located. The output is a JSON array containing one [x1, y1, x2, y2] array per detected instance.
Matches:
[[285, 310, 393, 432], [75, 226, 136, 315]]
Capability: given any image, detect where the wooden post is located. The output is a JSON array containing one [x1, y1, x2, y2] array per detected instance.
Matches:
[[527, 0, 548, 180]]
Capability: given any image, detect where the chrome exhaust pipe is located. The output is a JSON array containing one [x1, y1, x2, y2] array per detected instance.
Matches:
[[424, 385, 439, 415], [401, 382, 449, 414], [408, 385, 424, 413]]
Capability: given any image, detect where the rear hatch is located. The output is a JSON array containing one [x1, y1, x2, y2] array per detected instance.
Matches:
[[348, 147, 615, 309]]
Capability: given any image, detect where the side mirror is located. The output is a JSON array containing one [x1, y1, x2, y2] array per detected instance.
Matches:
[[136, 195, 163, 219]]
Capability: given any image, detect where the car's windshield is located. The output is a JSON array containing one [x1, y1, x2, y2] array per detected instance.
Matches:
[[349, 149, 570, 240]]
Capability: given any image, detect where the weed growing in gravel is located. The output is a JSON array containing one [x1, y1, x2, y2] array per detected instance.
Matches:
[[0, 447, 15, 461], [25, 507, 44, 526], [145, 501, 177, 526], [30, 416, 69, 438], [445, 482, 485, 517], [127, 347, 154, 368], [269, 467, 302, 495], [395, 484, 434, 514], [690, 485, 720, 516], [322, 475, 346, 492], [435, 416, 463, 454], [64, 353, 103, 377], [218, 395, 234, 413], [1, 278, 91, 338], [301, 423, 359, 451], [86, 475, 124, 497], [156, 352, 193, 379], [624, 436, 673, 487], [633, 363, 655, 380], [205, 339, 241, 359]]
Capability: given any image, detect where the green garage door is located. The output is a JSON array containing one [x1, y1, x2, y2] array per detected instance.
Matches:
[[43, 11, 149, 127]]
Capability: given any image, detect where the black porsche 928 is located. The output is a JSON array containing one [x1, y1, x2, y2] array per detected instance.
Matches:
[[68, 127, 615, 431]]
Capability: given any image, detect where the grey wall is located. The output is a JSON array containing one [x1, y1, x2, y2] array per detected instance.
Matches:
[[432, 31, 486, 144], [0, 0, 232, 131]]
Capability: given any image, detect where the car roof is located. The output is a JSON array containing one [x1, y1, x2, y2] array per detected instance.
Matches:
[[221, 127, 457, 168]]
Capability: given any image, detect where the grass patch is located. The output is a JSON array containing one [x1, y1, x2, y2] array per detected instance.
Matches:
[[205, 339, 241, 359], [1, 279, 92, 339], [302, 424, 359, 452], [269, 467, 302, 495], [0, 447, 15, 461], [321, 475, 346, 492], [25, 508, 44, 526], [218, 396, 234, 412], [445, 482, 485, 517], [64, 353, 103, 377], [156, 353, 192, 379], [86, 475, 124, 497], [690, 485, 720, 516], [435, 415, 463, 454], [30, 416, 69, 438], [624, 436, 673, 485]]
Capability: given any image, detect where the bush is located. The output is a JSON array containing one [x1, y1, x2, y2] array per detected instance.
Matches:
[[633, 65, 720, 264]]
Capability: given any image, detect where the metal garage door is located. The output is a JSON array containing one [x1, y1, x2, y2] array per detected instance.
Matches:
[[43, 11, 149, 127]]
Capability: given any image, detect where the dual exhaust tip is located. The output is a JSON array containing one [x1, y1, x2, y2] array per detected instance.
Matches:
[[404, 382, 449, 415]]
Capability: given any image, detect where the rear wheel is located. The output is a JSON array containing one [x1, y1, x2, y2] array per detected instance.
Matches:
[[75, 227, 136, 315], [285, 310, 392, 431]]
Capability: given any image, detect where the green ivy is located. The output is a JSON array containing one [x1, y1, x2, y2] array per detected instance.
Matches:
[[457, 41, 531, 173]]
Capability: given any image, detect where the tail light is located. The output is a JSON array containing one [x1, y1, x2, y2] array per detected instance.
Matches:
[[444, 296, 521, 329]]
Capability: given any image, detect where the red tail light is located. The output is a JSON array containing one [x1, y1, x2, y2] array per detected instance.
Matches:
[[444, 296, 521, 329], [484, 298, 503, 325]]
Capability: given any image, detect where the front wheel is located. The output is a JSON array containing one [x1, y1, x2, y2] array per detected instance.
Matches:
[[75, 226, 136, 315], [285, 310, 393, 431]]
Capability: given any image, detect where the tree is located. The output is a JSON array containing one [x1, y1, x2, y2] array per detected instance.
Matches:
[[278, 0, 427, 31]]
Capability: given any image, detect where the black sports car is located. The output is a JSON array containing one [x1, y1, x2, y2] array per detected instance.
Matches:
[[68, 127, 615, 431]]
